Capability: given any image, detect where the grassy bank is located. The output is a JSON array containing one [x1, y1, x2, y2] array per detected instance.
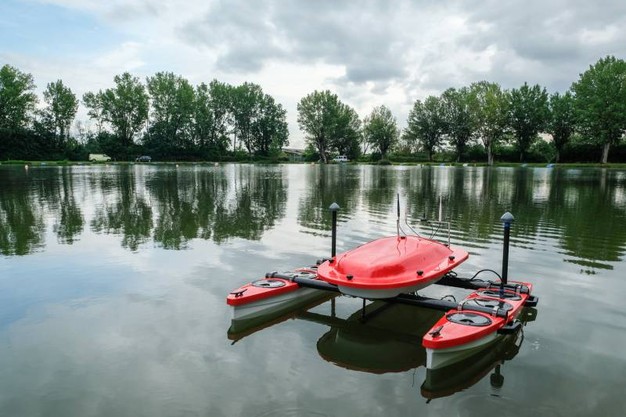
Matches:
[[3, 160, 626, 169]]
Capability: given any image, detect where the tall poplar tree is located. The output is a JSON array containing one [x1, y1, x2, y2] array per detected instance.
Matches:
[[572, 56, 626, 163], [440, 87, 475, 162], [42, 80, 78, 140], [508, 82, 549, 162], [547, 91, 575, 163], [0, 64, 37, 130], [469, 81, 509, 166]]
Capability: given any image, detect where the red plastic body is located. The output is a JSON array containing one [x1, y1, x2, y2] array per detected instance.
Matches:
[[422, 281, 533, 350], [226, 268, 316, 307], [317, 236, 469, 291]]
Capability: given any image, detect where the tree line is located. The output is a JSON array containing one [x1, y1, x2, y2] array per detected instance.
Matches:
[[398, 57, 624, 165], [1, 55, 625, 164]]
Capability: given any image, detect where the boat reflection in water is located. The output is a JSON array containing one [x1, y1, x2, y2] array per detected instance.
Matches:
[[312, 302, 441, 374], [228, 298, 537, 399]]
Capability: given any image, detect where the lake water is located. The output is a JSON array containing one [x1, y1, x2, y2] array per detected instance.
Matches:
[[1, 164, 625, 417]]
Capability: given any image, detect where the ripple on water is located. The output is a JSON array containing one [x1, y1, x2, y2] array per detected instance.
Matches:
[[253, 408, 333, 417]]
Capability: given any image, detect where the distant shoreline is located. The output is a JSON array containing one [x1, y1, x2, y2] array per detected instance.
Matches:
[[3, 160, 626, 169]]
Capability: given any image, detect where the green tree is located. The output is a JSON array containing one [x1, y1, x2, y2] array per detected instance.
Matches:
[[0, 64, 37, 129], [331, 104, 361, 160], [440, 87, 475, 162], [363, 105, 398, 159], [404, 96, 445, 162], [571, 55, 626, 163], [41, 80, 78, 141], [194, 80, 231, 156], [145, 72, 195, 156], [82, 91, 106, 133], [84, 72, 149, 157], [508, 82, 549, 162], [469, 81, 509, 165], [251, 94, 289, 156], [297, 90, 360, 163], [547, 91, 576, 163], [230, 82, 263, 153]]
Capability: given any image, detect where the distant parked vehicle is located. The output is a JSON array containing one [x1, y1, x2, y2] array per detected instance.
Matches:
[[89, 153, 112, 162], [333, 155, 349, 163], [135, 155, 152, 162]]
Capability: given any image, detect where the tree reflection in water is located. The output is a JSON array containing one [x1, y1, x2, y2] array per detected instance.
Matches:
[[0, 165, 624, 273]]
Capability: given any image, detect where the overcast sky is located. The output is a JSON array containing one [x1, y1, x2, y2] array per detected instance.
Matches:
[[2, 0, 625, 147]]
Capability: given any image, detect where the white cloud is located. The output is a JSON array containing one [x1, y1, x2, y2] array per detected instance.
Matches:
[[6, 0, 626, 147], [92, 41, 145, 73], [579, 25, 620, 46]]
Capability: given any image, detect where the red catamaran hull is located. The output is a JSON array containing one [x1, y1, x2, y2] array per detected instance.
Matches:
[[227, 268, 326, 321], [423, 281, 533, 369]]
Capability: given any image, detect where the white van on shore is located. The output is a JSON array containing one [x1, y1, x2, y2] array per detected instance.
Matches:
[[89, 153, 112, 162], [333, 155, 349, 163]]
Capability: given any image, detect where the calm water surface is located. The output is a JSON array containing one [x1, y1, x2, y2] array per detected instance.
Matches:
[[1, 164, 625, 417]]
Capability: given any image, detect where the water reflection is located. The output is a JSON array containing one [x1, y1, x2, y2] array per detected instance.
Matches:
[[0, 165, 624, 274], [91, 168, 153, 250], [361, 167, 400, 219], [88, 165, 288, 250], [2, 164, 626, 415], [297, 165, 360, 231], [210, 165, 287, 243], [228, 297, 538, 400], [53, 169, 85, 244], [0, 168, 46, 255]]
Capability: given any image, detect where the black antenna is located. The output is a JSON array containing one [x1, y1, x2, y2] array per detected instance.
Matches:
[[330, 203, 340, 257], [500, 212, 514, 285], [397, 193, 401, 236]]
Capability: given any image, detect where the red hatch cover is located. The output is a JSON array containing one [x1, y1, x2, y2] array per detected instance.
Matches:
[[317, 236, 468, 290]]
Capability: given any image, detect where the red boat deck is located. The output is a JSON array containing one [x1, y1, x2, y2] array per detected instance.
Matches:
[[422, 281, 533, 369], [317, 235, 469, 298]]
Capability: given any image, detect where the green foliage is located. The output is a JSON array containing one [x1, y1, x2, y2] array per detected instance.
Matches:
[[572, 55, 626, 163], [302, 144, 320, 162], [84, 131, 128, 160], [82, 91, 106, 133], [251, 93, 289, 156], [143, 72, 195, 158], [41, 80, 78, 140], [194, 80, 231, 157], [227, 83, 289, 157], [508, 83, 549, 162], [547, 91, 576, 162], [332, 104, 361, 160], [230, 82, 263, 153], [469, 81, 509, 165], [0, 127, 65, 160], [297, 90, 361, 163], [363, 105, 398, 158], [83, 72, 149, 159], [404, 96, 445, 161], [5, 58, 626, 165], [440, 87, 475, 162], [0, 64, 38, 130], [529, 138, 556, 162], [465, 144, 487, 162]]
